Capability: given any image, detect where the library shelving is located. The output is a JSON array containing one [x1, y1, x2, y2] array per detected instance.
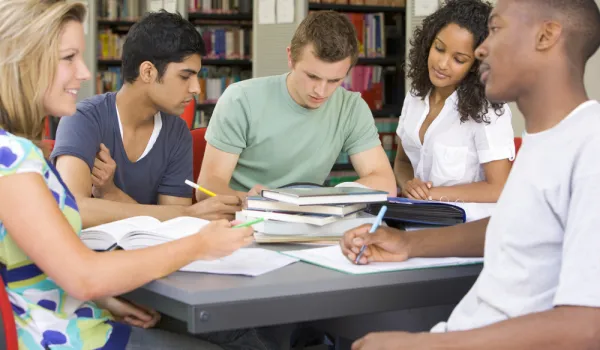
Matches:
[[309, 1, 406, 178]]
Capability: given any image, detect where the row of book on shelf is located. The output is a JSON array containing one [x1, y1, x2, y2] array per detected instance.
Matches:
[[309, 0, 405, 6], [188, 0, 253, 13], [97, 0, 141, 20], [98, 27, 252, 61]]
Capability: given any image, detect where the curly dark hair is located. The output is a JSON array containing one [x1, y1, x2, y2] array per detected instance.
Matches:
[[406, 0, 503, 123]]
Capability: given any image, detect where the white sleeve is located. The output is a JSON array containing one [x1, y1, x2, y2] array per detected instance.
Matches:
[[474, 104, 516, 163], [396, 93, 411, 138], [554, 136, 600, 308]]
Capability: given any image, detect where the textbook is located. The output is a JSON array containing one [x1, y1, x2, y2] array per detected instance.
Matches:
[[246, 196, 366, 217], [81, 216, 209, 252], [241, 209, 357, 226], [283, 245, 484, 275], [261, 186, 389, 206]]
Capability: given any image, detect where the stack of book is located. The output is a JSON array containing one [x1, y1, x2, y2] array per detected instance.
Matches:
[[238, 185, 389, 243]]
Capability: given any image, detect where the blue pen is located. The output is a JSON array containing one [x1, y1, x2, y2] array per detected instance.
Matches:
[[354, 205, 387, 264]]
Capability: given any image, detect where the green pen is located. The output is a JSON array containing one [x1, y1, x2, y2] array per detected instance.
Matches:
[[233, 217, 265, 228]]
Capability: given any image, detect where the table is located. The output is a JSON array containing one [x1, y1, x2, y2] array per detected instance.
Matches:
[[123, 244, 482, 334]]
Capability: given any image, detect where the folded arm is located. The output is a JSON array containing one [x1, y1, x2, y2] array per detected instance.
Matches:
[[56, 155, 186, 228]]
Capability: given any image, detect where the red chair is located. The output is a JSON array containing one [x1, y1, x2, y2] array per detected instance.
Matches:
[[0, 276, 19, 350], [41, 139, 55, 154], [191, 128, 208, 201], [180, 99, 196, 130], [514, 137, 522, 155]]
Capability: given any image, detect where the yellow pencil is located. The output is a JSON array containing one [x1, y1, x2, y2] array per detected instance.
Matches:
[[185, 180, 216, 197]]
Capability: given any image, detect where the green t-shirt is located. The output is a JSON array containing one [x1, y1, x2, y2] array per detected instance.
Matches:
[[205, 73, 381, 191]]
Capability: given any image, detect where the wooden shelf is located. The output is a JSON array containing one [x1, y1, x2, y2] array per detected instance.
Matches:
[[202, 59, 252, 66], [372, 105, 402, 118], [332, 163, 355, 171], [98, 19, 137, 27], [188, 12, 252, 21], [308, 3, 405, 13], [356, 57, 398, 66], [97, 59, 121, 66]]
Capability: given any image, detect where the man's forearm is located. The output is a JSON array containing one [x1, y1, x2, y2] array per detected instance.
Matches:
[[430, 181, 503, 203], [406, 217, 488, 258], [196, 177, 246, 201], [77, 197, 184, 228], [100, 187, 137, 204], [425, 307, 600, 350], [355, 172, 397, 197]]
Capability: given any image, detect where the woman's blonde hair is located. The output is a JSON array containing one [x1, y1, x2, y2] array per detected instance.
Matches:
[[0, 0, 86, 140]]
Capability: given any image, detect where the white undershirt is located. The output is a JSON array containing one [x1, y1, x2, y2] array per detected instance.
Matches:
[[115, 103, 162, 162]]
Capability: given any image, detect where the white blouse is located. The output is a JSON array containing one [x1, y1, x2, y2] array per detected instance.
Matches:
[[396, 91, 515, 187]]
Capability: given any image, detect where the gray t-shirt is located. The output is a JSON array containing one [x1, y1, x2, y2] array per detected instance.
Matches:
[[51, 92, 193, 205], [432, 100, 600, 332]]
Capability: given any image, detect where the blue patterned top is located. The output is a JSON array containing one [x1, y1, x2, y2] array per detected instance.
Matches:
[[0, 129, 130, 349]]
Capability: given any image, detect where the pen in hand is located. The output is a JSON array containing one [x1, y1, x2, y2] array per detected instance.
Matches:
[[354, 205, 387, 264]]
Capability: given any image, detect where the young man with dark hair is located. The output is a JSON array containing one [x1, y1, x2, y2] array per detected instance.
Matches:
[[341, 0, 600, 349], [197, 11, 397, 200], [52, 11, 241, 228]]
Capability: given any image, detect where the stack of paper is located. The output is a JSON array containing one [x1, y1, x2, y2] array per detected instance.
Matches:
[[282, 245, 484, 275]]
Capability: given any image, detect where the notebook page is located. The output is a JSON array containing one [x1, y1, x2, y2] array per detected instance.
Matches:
[[283, 245, 483, 275], [180, 248, 299, 276]]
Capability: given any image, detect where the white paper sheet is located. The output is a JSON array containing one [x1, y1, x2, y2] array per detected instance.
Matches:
[[258, 0, 276, 24], [283, 245, 483, 275], [180, 248, 299, 276], [415, 0, 439, 17], [276, 0, 294, 24]]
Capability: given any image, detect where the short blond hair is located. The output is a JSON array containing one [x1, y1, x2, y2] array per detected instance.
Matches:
[[0, 0, 86, 140]]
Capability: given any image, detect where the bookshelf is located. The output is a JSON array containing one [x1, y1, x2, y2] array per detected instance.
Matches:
[[189, 1, 254, 128], [308, 1, 405, 184]]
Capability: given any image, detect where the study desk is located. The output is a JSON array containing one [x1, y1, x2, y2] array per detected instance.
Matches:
[[123, 244, 482, 334]]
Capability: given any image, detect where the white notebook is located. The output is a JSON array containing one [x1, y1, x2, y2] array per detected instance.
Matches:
[[181, 248, 299, 276], [81, 216, 210, 251], [283, 245, 484, 275]]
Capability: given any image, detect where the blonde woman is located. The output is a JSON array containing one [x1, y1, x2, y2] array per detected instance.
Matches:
[[0, 2, 254, 349]]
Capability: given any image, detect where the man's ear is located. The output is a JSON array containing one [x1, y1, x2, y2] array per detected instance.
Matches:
[[535, 20, 563, 52], [139, 61, 157, 83]]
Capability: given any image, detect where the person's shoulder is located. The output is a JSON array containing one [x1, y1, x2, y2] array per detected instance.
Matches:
[[0, 130, 45, 173], [75, 92, 115, 115], [224, 74, 282, 98], [159, 112, 192, 143]]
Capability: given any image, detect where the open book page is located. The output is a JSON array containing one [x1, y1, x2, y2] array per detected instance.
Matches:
[[81, 216, 161, 251], [283, 245, 483, 275], [180, 248, 299, 276], [119, 216, 210, 250]]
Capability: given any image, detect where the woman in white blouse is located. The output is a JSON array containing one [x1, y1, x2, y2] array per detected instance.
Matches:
[[395, 0, 515, 203]]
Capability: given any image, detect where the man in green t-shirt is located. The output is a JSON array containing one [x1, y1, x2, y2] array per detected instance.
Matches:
[[198, 10, 397, 200]]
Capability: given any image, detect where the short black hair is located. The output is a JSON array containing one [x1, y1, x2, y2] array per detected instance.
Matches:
[[524, 0, 600, 65], [121, 10, 206, 84], [406, 0, 503, 123]]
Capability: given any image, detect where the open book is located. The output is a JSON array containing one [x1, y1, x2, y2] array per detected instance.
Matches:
[[81, 216, 209, 251]]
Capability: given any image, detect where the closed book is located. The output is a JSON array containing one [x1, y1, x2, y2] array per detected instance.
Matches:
[[261, 187, 388, 206]]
